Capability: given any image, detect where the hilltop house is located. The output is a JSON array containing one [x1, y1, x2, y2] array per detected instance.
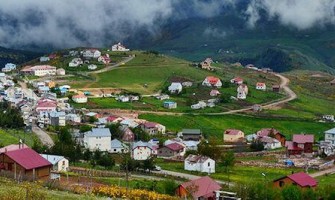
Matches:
[[110, 139, 128, 153], [191, 101, 207, 110], [200, 58, 213, 70], [72, 94, 87, 103], [40, 56, 50, 62], [21, 65, 56, 77], [285, 134, 314, 156], [223, 129, 245, 143], [272, 85, 280, 92], [157, 142, 185, 158], [184, 154, 215, 173], [40, 154, 69, 172], [168, 82, 183, 94], [82, 49, 101, 58], [210, 89, 220, 97], [88, 64, 97, 70], [237, 84, 248, 99], [83, 128, 112, 151], [176, 176, 221, 200], [0, 146, 52, 179], [325, 128, 335, 145], [2, 63, 16, 72], [140, 122, 166, 135], [273, 172, 317, 189], [131, 141, 152, 160], [98, 54, 111, 64], [112, 42, 130, 51], [230, 77, 243, 85], [256, 128, 286, 146], [256, 82, 266, 90], [182, 129, 202, 141], [202, 76, 222, 88]]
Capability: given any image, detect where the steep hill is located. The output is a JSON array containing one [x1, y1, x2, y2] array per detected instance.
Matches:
[[0, 46, 42, 68]]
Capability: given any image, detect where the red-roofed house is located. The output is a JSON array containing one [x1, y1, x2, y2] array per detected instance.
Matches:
[[140, 122, 166, 135], [0, 147, 52, 179], [0, 144, 28, 154], [273, 172, 317, 189], [257, 128, 286, 145], [98, 54, 111, 64], [157, 142, 185, 158], [230, 77, 243, 85], [176, 176, 221, 199], [285, 134, 314, 155], [106, 115, 123, 124], [210, 89, 220, 97], [202, 76, 222, 88], [256, 82, 266, 90], [184, 154, 215, 173], [72, 94, 87, 103], [36, 101, 57, 112], [223, 129, 244, 143]]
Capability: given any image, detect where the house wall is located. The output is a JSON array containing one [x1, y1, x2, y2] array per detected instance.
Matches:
[[304, 143, 313, 153], [273, 177, 295, 188], [0, 154, 50, 179], [223, 133, 244, 143], [200, 159, 215, 173], [84, 136, 111, 151], [325, 133, 335, 145], [157, 147, 177, 157], [110, 147, 125, 154], [132, 147, 151, 160], [183, 134, 201, 141], [275, 134, 286, 146], [175, 186, 188, 198], [56, 158, 69, 172]]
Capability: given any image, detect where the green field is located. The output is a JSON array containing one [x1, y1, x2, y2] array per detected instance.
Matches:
[[0, 129, 38, 147], [140, 114, 333, 140], [316, 173, 335, 187]]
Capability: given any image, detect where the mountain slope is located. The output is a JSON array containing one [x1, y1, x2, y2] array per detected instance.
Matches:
[[0, 46, 42, 68]]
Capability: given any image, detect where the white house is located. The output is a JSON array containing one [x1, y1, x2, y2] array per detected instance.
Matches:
[[325, 128, 335, 145], [112, 42, 130, 51], [259, 136, 282, 150], [83, 128, 112, 151], [68, 58, 83, 67], [168, 82, 183, 94], [184, 154, 215, 173], [66, 113, 81, 123], [120, 118, 139, 128], [72, 94, 87, 103], [40, 154, 69, 172], [237, 84, 248, 99], [202, 76, 222, 88], [56, 68, 66, 76], [110, 139, 128, 153], [117, 95, 130, 102], [82, 49, 101, 58], [256, 82, 266, 90], [131, 141, 152, 160], [2, 63, 16, 72], [88, 64, 97, 70], [21, 65, 56, 77], [230, 77, 243, 85], [191, 101, 207, 109], [49, 111, 66, 126], [40, 56, 50, 62]]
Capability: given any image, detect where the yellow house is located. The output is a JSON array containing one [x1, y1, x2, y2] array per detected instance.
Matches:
[[223, 129, 245, 143]]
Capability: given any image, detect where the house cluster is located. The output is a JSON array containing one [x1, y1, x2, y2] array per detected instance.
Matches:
[[116, 94, 140, 102], [2, 63, 16, 72], [67, 49, 112, 70]]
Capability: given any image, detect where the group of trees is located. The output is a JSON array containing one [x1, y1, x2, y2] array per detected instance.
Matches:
[[120, 155, 155, 172], [0, 102, 24, 128]]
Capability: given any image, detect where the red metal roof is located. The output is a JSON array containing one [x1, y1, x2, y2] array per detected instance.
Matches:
[[257, 128, 282, 137], [180, 176, 221, 198], [0, 144, 28, 154], [293, 134, 314, 144], [224, 129, 243, 135], [3, 148, 52, 170], [287, 172, 317, 187], [142, 122, 158, 128], [165, 143, 184, 151], [205, 76, 220, 84]]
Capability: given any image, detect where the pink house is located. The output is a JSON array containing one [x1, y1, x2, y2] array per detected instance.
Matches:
[[36, 101, 57, 112]]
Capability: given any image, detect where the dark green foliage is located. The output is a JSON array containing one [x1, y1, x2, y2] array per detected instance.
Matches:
[[89, 116, 98, 123], [220, 93, 232, 103], [106, 123, 122, 139], [250, 140, 264, 152], [79, 124, 92, 133], [0, 102, 24, 128], [282, 185, 302, 200], [256, 47, 292, 72], [197, 139, 222, 160], [131, 127, 150, 141], [221, 151, 235, 172], [97, 153, 115, 169]]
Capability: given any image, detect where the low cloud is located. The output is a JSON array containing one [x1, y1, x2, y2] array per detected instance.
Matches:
[[203, 27, 227, 38], [245, 0, 335, 29]]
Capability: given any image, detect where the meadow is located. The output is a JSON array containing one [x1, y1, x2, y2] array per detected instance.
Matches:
[[0, 129, 38, 147]]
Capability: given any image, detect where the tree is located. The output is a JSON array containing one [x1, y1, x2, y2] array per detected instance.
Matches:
[[250, 140, 264, 151], [220, 93, 232, 103], [89, 116, 98, 123], [106, 123, 122, 139], [83, 148, 92, 161], [132, 127, 150, 141], [143, 158, 155, 172], [197, 139, 222, 160], [98, 153, 115, 169], [80, 124, 92, 133], [221, 151, 235, 172]]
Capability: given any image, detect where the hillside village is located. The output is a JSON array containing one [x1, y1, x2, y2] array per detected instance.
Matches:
[[0, 46, 335, 199]]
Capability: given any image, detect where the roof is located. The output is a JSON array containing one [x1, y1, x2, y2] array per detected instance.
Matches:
[[256, 82, 266, 86], [272, 85, 280, 88], [182, 129, 201, 135], [259, 136, 280, 144], [185, 154, 212, 163], [232, 77, 243, 82], [293, 134, 314, 143], [257, 128, 284, 137], [205, 76, 220, 84], [73, 94, 86, 99], [142, 122, 158, 128], [180, 176, 221, 198], [132, 141, 152, 150], [36, 101, 57, 108], [85, 128, 111, 137], [111, 139, 125, 148], [224, 129, 243, 135], [165, 143, 184, 151], [85, 112, 97, 117], [325, 128, 335, 135], [0, 144, 28, 154], [40, 154, 66, 165], [2, 148, 51, 170], [275, 172, 317, 187]]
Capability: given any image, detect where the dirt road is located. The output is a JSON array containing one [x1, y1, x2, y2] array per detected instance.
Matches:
[[32, 125, 54, 147], [310, 166, 335, 178], [88, 55, 135, 74]]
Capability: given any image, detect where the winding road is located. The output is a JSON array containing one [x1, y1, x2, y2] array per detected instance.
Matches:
[[32, 125, 54, 147]]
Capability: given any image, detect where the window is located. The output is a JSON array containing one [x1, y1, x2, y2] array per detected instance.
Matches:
[[279, 181, 285, 187], [208, 162, 210, 167], [114, 149, 116, 152], [62, 161, 65, 165]]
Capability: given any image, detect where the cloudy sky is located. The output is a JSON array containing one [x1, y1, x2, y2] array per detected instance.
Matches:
[[0, 0, 335, 50]]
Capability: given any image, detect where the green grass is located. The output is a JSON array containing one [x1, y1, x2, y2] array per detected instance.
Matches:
[[140, 114, 333, 140], [316, 173, 335, 187], [155, 159, 299, 184], [0, 129, 38, 147]]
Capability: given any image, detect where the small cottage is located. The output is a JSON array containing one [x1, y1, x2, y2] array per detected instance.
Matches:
[[163, 101, 177, 109], [273, 172, 317, 189], [184, 154, 215, 173], [223, 129, 245, 143], [182, 129, 202, 141]]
